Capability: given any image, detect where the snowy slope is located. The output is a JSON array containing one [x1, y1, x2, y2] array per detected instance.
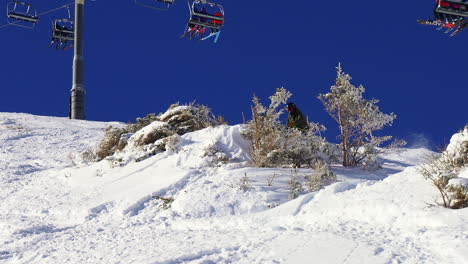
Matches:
[[1, 113, 467, 264]]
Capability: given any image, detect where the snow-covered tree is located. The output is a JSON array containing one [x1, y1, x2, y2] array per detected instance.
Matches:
[[318, 64, 400, 167]]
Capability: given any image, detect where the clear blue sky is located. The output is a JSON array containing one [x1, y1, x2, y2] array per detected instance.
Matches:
[[0, 0, 466, 148]]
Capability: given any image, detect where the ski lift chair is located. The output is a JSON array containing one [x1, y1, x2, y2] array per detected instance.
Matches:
[[6, 1, 38, 28], [50, 19, 74, 50], [436, 0, 468, 18], [185, 0, 224, 42], [134, 0, 175, 11]]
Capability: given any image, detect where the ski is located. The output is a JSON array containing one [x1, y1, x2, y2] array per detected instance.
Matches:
[[449, 20, 467, 36], [417, 19, 446, 26]]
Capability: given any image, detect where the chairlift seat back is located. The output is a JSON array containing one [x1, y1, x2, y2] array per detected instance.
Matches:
[[191, 11, 224, 22], [189, 19, 222, 30], [436, 1, 468, 17]]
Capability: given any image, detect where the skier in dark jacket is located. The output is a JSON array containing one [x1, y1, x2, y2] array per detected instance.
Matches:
[[286, 102, 308, 130]]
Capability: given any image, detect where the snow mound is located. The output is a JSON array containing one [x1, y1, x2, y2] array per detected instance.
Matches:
[[159, 105, 192, 121], [449, 177, 468, 188], [64, 124, 252, 218], [444, 127, 468, 187], [446, 126, 468, 160], [103, 103, 225, 165], [126, 120, 167, 150]]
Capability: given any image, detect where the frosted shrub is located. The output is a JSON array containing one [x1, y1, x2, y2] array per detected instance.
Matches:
[[81, 148, 97, 163], [126, 113, 160, 133], [447, 182, 468, 209], [152, 195, 175, 210], [96, 126, 127, 161], [267, 124, 333, 168], [306, 160, 337, 192], [245, 88, 291, 167], [238, 173, 253, 192], [288, 173, 303, 200], [136, 134, 182, 162], [160, 102, 226, 135], [244, 88, 332, 168], [446, 126, 468, 169], [227, 173, 253, 192], [164, 134, 182, 153], [133, 123, 173, 147], [319, 64, 405, 167], [420, 154, 465, 209], [455, 140, 468, 168], [360, 147, 383, 171], [202, 142, 229, 166], [420, 126, 468, 209], [92, 102, 225, 162]]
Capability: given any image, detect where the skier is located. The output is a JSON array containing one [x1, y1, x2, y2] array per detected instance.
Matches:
[[286, 102, 308, 130], [418, 0, 468, 36], [434, 0, 465, 22], [212, 12, 223, 26], [181, 7, 207, 39]]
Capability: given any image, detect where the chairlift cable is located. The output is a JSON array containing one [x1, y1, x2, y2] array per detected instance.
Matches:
[[0, 2, 74, 29]]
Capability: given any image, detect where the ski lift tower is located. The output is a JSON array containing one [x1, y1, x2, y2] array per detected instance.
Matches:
[[70, 0, 85, 119]]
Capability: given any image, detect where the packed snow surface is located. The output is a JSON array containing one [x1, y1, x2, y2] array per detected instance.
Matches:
[[1, 113, 467, 264]]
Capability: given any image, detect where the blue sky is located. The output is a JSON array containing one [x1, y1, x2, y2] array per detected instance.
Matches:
[[0, 0, 466, 148]]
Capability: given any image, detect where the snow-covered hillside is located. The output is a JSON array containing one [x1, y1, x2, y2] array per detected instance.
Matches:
[[1, 113, 467, 264]]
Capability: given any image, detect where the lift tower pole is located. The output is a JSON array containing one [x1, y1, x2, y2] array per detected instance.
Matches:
[[70, 0, 85, 119]]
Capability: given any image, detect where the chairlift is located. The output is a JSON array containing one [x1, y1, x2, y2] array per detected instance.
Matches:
[[49, 18, 74, 50], [182, 0, 224, 42], [49, 7, 74, 50], [436, 0, 468, 18], [134, 0, 175, 11], [6, 1, 38, 28]]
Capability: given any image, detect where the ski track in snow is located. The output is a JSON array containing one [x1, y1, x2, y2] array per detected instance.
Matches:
[[1, 113, 467, 264]]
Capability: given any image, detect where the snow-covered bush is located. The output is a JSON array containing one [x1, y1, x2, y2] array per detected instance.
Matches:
[[152, 195, 175, 210], [244, 88, 291, 167], [266, 124, 335, 168], [420, 126, 468, 209], [132, 121, 173, 147], [202, 142, 229, 166], [81, 148, 97, 163], [92, 103, 225, 162], [318, 64, 405, 167], [164, 134, 182, 153], [238, 173, 253, 192], [447, 178, 468, 209], [159, 103, 226, 135], [228, 173, 253, 192], [306, 160, 337, 192], [126, 113, 160, 133], [96, 126, 127, 161], [288, 173, 303, 200], [244, 88, 333, 168]]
